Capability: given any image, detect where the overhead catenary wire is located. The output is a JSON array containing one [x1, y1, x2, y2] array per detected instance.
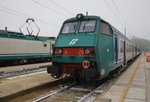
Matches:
[[32, 0, 67, 17], [0, 8, 25, 18], [111, 0, 134, 35], [103, 0, 125, 28], [0, 4, 31, 17], [111, 0, 127, 25], [0, 4, 59, 28], [49, 0, 75, 15]]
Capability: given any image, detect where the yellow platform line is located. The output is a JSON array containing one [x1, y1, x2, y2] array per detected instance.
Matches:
[[119, 56, 141, 102]]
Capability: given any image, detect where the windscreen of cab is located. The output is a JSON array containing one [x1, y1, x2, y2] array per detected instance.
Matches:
[[61, 20, 96, 34]]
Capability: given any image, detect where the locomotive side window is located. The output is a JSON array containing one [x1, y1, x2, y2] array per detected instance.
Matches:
[[101, 21, 112, 35], [61, 22, 77, 34], [79, 20, 96, 33]]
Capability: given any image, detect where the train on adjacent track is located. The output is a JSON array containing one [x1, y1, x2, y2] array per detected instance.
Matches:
[[0, 19, 55, 67], [47, 13, 141, 82]]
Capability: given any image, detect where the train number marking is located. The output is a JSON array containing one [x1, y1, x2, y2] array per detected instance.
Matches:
[[69, 39, 78, 45]]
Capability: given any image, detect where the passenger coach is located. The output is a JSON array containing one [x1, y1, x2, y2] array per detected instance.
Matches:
[[47, 14, 141, 81]]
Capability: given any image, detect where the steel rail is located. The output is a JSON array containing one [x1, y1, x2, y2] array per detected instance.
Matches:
[[77, 84, 103, 102], [77, 79, 114, 102], [33, 82, 76, 102], [0, 67, 46, 79]]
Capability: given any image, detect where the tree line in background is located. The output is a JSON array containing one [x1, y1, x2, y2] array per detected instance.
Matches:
[[131, 36, 150, 52]]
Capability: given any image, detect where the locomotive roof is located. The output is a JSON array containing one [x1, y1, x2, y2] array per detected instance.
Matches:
[[63, 15, 128, 39], [0, 30, 55, 41], [64, 15, 100, 22], [63, 14, 139, 48]]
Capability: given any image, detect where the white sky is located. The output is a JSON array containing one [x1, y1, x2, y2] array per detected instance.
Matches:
[[0, 0, 150, 40]]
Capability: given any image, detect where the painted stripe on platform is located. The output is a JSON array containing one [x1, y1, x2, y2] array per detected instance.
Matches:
[[119, 56, 141, 102]]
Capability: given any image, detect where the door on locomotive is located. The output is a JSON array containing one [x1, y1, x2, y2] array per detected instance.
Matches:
[[123, 41, 126, 65], [96, 20, 114, 79], [114, 33, 118, 64]]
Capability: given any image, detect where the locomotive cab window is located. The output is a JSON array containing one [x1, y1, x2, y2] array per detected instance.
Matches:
[[79, 20, 96, 33], [100, 21, 112, 35], [61, 22, 77, 34]]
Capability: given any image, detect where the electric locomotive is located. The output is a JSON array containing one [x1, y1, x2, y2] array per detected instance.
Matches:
[[0, 18, 55, 66], [47, 14, 141, 81]]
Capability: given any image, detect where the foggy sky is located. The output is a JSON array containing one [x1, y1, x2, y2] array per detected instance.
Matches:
[[0, 0, 150, 40]]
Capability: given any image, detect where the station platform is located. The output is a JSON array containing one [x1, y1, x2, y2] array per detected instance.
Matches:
[[94, 54, 149, 102], [0, 62, 51, 73]]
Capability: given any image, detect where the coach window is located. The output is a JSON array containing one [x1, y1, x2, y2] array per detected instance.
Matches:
[[101, 21, 112, 35]]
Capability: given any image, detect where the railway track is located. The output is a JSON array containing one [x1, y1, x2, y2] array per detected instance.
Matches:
[[32, 64, 127, 102], [77, 79, 115, 102], [33, 84, 90, 102], [0, 67, 47, 79], [77, 83, 106, 102], [31, 77, 116, 102], [33, 82, 76, 102], [3, 77, 73, 102], [2, 60, 136, 102], [4, 66, 125, 102]]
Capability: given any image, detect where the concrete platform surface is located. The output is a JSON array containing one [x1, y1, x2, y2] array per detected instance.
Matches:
[[94, 54, 150, 102], [0, 62, 51, 73], [0, 72, 55, 99]]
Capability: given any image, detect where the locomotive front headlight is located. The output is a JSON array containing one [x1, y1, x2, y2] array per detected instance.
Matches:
[[76, 13, 84, 20], [58, 49, 63, 55], [54, 50, 58, 55], [84, 48, 90, 55]]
